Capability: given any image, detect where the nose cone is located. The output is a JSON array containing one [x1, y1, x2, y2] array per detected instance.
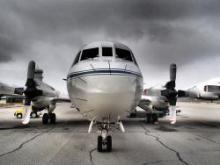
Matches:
[[68, 75, 143, 121]]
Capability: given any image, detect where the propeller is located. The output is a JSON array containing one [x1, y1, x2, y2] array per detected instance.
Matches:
[[161, 64, 178, 106], [22, 61, 42, 125]]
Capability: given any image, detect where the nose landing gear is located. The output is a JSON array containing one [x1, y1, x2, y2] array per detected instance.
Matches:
[[97, 122, 112, 152], [89, 117, 124, 152], [97, 130, 112, 152]]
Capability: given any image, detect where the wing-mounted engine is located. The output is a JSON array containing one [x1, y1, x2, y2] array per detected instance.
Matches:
[[161, 64, 178, 106], [31, 64, 58, 98], [22, 60, 59, 124], [138, 96, 153, 111], [138, 64, 177, 115]]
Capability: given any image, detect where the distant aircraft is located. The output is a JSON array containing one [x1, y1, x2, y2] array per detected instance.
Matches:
[[21, 61, 69, 125], [65, 41, 177, 152], [179, 78, 220, 100], [0, 82, 23, 96]]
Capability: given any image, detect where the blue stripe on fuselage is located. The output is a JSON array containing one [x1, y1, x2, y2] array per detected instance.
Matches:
[[67, 69, 142, 79]]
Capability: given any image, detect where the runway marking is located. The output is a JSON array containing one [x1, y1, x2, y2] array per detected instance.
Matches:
[[141, 124, 190, 165], [0, 127, 54, 158]]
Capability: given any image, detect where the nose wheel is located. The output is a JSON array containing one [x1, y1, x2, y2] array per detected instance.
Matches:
[[97, 134, 112, 152], [97, 126, 112, 152], [42, 113, 56, 124]]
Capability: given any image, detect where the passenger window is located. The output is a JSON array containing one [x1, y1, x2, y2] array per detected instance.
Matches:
[[102, 47, 112, 56], [115, 48, 133, 61], [72, 51, 81, 66], [81, 48, 99, 61]]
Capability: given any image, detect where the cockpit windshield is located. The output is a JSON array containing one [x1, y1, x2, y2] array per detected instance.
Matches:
[[80, 47, 99, 61], [102, 47, 113, 56], [204, 85, 220, 92], [72, 45, 138, 66], [115, 48, 133, 62]]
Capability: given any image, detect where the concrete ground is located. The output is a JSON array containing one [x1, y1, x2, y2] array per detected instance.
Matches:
[[0, 102, 220, 165]]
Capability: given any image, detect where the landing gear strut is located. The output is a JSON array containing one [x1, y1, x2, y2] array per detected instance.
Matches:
[[42, 113, 56, 124]]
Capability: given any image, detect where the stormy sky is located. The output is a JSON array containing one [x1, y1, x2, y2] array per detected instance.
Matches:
[[0, 0, 220, 94]]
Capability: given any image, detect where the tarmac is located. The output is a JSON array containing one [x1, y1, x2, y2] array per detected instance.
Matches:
[[0, 102, 220, 165]]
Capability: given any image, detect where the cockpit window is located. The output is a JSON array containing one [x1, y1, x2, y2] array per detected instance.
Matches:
[[72, 51, 81, 66], [80, 47, 99, 61], [102, 47, 112, 56], [115, 48, 133, 62], [131, 52, 138, 65], [205, 85, 220, 92]]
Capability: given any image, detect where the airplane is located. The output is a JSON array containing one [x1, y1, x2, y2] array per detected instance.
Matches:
[[65, 41, 177, 152], [179, 78, 220, 100], [21, 61, 67, 125]]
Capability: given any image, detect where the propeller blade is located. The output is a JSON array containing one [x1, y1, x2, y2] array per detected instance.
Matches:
[[170, 63, 177, 82], [162, 63, 178, 106], [22, 105, 32, 125], [26, 61, 36, 87], [22, 61, 37, 125]]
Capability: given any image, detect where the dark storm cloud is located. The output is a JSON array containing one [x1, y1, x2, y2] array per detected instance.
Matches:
[[0, 0, 220, 66], [0, 0, 220, 91]]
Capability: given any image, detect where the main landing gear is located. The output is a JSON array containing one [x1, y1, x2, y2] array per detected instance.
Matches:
[[42, 113, 56, 124]]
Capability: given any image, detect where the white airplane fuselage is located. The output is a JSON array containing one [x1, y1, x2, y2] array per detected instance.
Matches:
[[67, 42, 143, 123], [187, 78, 220, 100]]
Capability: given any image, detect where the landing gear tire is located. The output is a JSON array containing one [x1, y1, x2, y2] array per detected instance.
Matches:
[[106, 135, 112, 152], [30, 112, 37, 118], [152, 114, 158, 123], [16, 113, 22, 119], [50, 113, 56, 124], [97, 135, 112, 152], [146, 113, 152, 123], [97, 136, 103, 152], [42, 113, 49, 124], [146, 113, 158, 124]]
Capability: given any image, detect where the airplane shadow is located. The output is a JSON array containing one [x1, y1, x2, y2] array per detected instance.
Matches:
[[0, 118, 220, 133]]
